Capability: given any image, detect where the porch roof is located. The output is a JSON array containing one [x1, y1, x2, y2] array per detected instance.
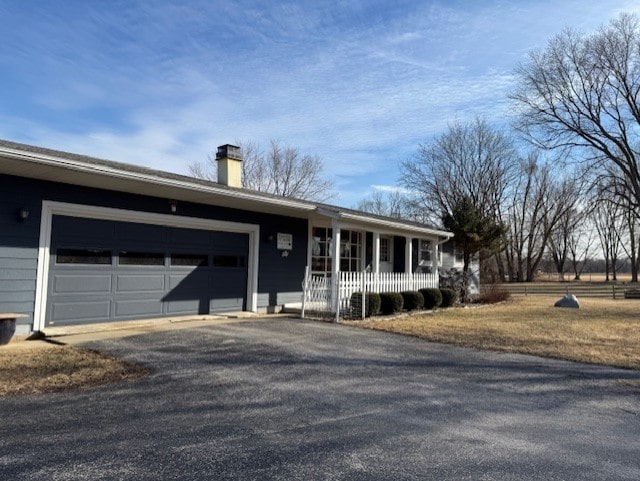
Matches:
[[314, 206, 452, 240]]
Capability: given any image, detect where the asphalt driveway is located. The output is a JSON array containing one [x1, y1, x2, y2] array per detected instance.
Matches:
[[1, 318, 639, 480]]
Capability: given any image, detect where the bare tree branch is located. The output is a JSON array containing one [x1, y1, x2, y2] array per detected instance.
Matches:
[[188, 139, 335, 202], [512, 13, 640, 211]]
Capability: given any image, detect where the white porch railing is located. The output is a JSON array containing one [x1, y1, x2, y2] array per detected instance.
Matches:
[[301, 269, 439, 320], [300, 268, 332, 318], [336, 271, 438, 314]]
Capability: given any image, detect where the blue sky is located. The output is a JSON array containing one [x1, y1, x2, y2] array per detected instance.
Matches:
[[1, 1, 637, 207]]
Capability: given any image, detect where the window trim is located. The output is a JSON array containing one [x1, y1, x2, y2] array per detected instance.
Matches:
[[454, 245, 464, 264], [379, 237, 390, 263], [418, 239, 432, 266]]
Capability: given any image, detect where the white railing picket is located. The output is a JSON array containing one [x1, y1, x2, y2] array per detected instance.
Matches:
[[302, 269, 439, 320]]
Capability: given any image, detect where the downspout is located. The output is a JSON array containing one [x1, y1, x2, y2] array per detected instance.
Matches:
[[435, 235, 453, 283]]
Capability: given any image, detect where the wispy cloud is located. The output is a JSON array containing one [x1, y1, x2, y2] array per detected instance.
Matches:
[[0, 0, 634, 207], [372, 184, 411, 194]]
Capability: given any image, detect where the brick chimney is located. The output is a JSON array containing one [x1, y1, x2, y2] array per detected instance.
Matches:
[[215, 144, 242, 188]]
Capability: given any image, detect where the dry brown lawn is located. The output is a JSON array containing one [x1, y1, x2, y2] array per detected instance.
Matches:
[[0, 345, 148, 398], [346, 296, 640, 370]]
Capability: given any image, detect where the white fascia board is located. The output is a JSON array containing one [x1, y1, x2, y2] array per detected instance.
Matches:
[[0, 146, 316, 212], [337, 212, 453, 239]]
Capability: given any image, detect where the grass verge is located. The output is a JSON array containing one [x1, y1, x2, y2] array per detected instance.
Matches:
[[345, 296, 640, 370], [0, 345, 148, 398]]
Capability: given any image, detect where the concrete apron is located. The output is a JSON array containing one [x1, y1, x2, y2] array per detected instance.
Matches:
[[2, 312, 272, 349]]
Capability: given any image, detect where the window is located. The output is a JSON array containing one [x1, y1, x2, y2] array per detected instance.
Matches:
[[311, 227, 362, 275], [454, 246, 464, 264], [170, 253, 208, 267], [119, 251, 164, 266], [213, 255, 246, 268], [418, 239, 432, 266], [379, 237, 390, 263], [311, 227, 333, 276], [56, 248, 111, 265], [339, 230, 362, 272]]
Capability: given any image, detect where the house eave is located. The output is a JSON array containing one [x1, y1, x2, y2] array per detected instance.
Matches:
[[0, 140, 456, 238], [0, 144, 317, 218], [316, 207, 453, 239], [340, 212, 453, 239]]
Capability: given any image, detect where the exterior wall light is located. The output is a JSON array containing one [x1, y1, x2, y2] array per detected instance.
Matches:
[[169, 200, 177, 213], [18, 207, 30, 222]]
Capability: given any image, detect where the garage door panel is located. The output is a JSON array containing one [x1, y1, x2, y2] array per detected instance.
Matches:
[[116, 274, 165, 292], [166, 298, 209, 315], [210, 297, 244, 312], [52, 274, 112, 293], [168, 271, 209, 289], [210, 271, 246, 294], [52, 216, 116, 244], [212, 232, 248, 250], [209, 270, 246, 311], [115, 299, 163, 318], [169, 227, 211, 247], [51, 300, 112, 323], [117, 223, 168, 243]]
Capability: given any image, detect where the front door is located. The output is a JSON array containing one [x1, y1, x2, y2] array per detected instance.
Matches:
[[379, 236, 393, 273]]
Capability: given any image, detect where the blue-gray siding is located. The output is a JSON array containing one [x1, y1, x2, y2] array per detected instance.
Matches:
[[0, 174, 308, 331], [0, 184, 40, 330]]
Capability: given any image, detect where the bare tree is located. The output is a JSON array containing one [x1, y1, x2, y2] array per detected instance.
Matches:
[[189, 140, 335, 202], [620, 201, 640, 282], [548, 204, 594, 280], [353, 190, 411, 219], [592, 190, 625, 281], [400, 117, 518, 225], [512, 13, 640, 212], [547, 208, 572, 281], [502, 153, 582, 282], [567, 220, 595, 280]]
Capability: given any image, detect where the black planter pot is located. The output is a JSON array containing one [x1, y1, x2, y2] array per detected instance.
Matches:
[[0, 318, 17, 345]]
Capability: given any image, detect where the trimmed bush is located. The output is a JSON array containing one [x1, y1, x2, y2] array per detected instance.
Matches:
[[349, 292, 381, 318], [401, 290, 424, 311], [419, 288, 442, 310], [379, 292, 404, 315], [440, 288, 457, 308]]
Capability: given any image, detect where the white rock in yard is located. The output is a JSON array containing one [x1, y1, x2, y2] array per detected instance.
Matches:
[[554, 294, 580, 309]]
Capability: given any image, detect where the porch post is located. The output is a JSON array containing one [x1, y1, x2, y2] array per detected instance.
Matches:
[[331, 218, 341, 314], [372, 232, 380, 273], [405, 236, 413, 273]]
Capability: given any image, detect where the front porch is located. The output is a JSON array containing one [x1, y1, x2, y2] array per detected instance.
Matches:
[[300, 270, 440, 320], [301, 213, 452, 318], [309, 221, 443, 278]]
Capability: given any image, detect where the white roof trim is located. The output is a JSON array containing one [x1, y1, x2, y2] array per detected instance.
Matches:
[[339, 212, 452, 238], [0, 145, 316, 212]]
